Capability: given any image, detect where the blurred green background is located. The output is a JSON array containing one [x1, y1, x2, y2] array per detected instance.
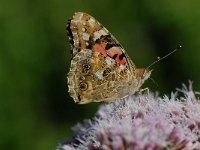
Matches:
[[1, 0, 200, 149]]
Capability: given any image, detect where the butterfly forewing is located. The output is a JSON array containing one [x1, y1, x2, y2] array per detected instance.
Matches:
[[67, 12, 151, 104]]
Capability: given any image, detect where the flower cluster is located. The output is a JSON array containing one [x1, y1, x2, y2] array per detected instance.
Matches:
[[57, 82, 200, 150]]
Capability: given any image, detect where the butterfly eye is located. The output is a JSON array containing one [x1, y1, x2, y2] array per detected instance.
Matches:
[[79, 82, 88, 91]]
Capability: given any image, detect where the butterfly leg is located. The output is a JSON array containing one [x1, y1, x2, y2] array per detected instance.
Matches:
[[139, 87, 149, 95]]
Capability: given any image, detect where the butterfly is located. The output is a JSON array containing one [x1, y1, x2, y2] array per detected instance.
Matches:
[[67, 12, 151, 104]]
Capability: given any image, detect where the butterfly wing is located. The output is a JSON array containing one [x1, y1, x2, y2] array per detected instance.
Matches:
[[67, 12, 149, 104]]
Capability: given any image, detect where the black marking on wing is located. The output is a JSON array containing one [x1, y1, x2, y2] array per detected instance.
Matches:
[[105, 43, 113, 50], [112, 54, 118, 59], [99, 35, 122, 50], [86, 36, 94, 49], [66, 18, 74, 55], [67, 17, 83, 58], [95, 38, 101, 44], [77, 94, 81, 102], [119, 53, 125, 60]]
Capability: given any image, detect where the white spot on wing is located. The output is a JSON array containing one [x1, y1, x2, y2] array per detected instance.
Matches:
[[118, 64, 126, 71], [105, 57, 115, 66], [99, 29, 108, 35], [85, 49, 92, 57], [82, 33, 90, 41], [94, 71, 103, 80], [82, 28, 86, 32], [93, 29, 108, 41], [93, 32, 101, 41], [78, 49, 92, 62]]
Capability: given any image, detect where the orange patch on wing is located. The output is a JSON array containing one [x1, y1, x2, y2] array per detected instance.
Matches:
[[93, 44, 127, 65], [92, 43, 107, 55], [107, 47, 127, 65]]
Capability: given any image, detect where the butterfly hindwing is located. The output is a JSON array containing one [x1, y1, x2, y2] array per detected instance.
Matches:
[[68, 49, 135, 104]]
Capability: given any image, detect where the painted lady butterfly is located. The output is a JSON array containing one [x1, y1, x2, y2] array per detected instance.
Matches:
[[67, 12, 151, 104]]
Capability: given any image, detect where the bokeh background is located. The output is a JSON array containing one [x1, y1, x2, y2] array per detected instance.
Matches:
[[1, 0, 200, 149]]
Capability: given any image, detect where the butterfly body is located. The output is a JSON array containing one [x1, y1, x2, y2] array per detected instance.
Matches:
[[67, 12, 151, 104]]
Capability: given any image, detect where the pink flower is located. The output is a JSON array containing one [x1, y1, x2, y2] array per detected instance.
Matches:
[[57, 81, 200, 150]]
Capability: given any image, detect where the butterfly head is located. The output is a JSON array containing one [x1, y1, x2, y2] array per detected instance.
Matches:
[[135, 68, 152, 88]]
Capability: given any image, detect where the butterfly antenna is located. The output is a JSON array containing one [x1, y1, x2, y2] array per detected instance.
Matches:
[[146, 45, 182, 70]]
